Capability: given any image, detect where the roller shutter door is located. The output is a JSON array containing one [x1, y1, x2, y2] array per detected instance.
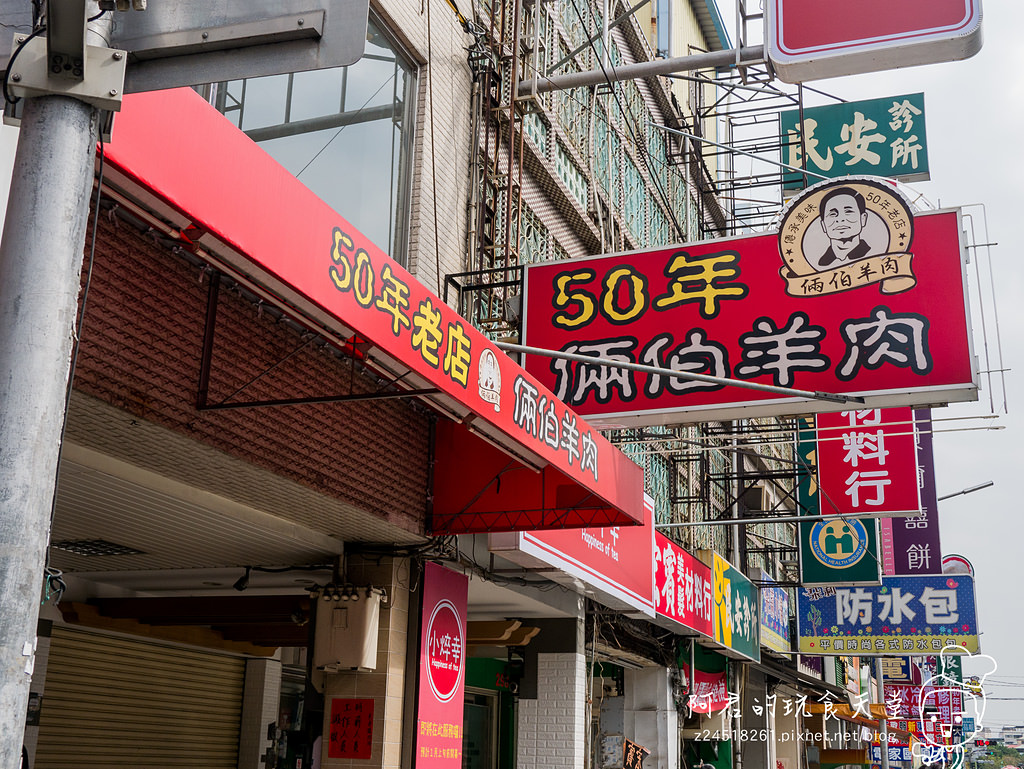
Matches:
[[35, 626, 246, 768]]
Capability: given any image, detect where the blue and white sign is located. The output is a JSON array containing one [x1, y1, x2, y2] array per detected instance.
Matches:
[[871, 746, 914, 763], [797, 575, 979, 655], [760, 571, 791, 653]]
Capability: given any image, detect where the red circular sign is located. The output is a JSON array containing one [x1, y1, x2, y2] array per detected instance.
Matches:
[[425, 599, 464, 703]]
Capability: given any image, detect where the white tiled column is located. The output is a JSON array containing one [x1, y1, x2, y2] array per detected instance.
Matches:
[[238, 656, 283, 769], [518, 652, 587, 769]]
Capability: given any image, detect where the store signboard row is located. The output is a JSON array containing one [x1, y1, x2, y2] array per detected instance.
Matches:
[[800, 405, 942, 587], [885, 682, 964, 724], [522, 178, 976, 428], [493, 505, 764, 660], [797, 575, 979, 655]]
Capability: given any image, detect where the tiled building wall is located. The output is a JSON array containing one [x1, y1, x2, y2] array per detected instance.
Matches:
[[517, 652, 587, 769], [374, 0, 475, 299]]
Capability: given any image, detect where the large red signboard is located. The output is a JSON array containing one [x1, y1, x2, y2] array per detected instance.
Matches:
[[416, 563, 468, 768], [105, 89, 644, 534], [768, 0, 982, 83], [521, 181, 975, 428]]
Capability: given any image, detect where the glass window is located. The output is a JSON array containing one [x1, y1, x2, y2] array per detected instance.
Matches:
[[210, 18, 416, 265]]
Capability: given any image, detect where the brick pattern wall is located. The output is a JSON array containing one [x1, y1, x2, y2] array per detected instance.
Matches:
[[72, 216, 430, 535], [517, 653, 587, 769]]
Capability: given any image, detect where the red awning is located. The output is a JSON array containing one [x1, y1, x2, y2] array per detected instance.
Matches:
[[102, 89, 644, 533]]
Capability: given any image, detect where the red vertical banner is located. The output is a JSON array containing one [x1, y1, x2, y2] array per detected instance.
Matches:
[[817, 408, 921, 525], [886, 409, 943, 575], [416, 562, 469, 767]]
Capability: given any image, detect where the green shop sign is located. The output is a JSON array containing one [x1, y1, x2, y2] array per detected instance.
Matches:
[[700, 551, 760, 662], [781, 93, 929, 188]]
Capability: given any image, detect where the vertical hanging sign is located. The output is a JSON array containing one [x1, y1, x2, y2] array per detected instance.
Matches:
[[798, 414, 883, 586], [416, 562, 468, 767], [702, 552, 760, 662], [886, 409, 943, 575]]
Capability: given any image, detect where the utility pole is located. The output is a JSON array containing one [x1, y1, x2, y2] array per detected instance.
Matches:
[[0, 6, 116, 766]]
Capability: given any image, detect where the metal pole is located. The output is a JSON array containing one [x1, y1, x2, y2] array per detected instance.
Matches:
[[876, 658, 891, 769], [517, 44, 765, 96], [656, 509, 922, 527], [650, 122, 832, 181], [936, 481, 993, 501], [0, 11, 108, 765], [495, 341, 865, 404]]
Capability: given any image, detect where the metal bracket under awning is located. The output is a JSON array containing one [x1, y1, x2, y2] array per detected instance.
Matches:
[[193, 267, 439, 411]]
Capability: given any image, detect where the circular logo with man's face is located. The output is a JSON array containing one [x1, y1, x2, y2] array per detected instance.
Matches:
[[810, 518, 868, 568], [778, 177, 917, 298]]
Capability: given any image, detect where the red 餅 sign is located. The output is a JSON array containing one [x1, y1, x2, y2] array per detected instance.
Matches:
[[521, 192, 975, 428], [817, 408, 921, 518], [416, 563, 468, 768], [327, 698, 374, 759], [492, 494, 656, 615], [653, 533, 713, 636], [768, 0, 982, 83], [104, 89, 644, 535]]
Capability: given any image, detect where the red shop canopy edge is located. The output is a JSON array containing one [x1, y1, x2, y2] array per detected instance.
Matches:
[[101, 89, 644, 534]]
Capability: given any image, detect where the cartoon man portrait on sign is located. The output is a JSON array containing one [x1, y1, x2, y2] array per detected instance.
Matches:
[[777, 176, 918, 297], [817, 186, 876, 267]]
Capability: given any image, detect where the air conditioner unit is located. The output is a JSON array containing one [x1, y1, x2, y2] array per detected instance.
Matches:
[[312, 589, 381, 672]]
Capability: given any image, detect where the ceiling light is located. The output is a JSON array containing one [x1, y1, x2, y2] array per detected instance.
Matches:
[[233, 567, 251, 592]]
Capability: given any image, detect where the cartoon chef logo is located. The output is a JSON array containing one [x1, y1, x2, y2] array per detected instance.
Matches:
[[477, 348, 502, 412], [912, 644, 997, 766], [778, 177, 917, 298]]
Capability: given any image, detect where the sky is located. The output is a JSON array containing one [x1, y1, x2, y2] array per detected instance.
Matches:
[[758, 0, 1024, 730]]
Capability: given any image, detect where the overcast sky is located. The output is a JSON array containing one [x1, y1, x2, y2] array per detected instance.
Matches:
[[767, 0, 1024, 729]]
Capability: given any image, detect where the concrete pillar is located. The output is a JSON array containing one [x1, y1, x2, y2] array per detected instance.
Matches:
[[623, 668, 679, 769], [20, 618, 53, 767], [518, 652, 587, 769], [319, 556, 412, 769], [238, 656, 283, 769], [741, 667, 770, 769]]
